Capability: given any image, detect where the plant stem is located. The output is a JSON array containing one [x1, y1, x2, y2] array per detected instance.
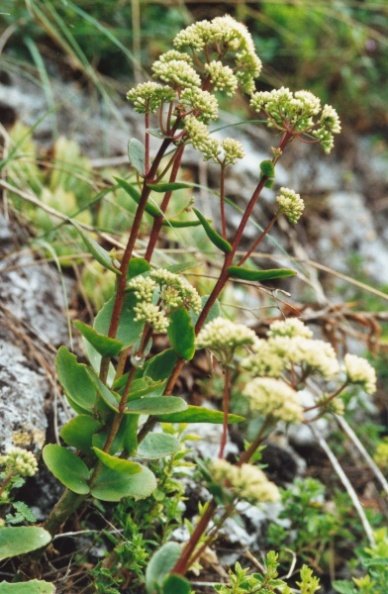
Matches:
[[218, 366, 231, 459], [43, 489, 87, 536], [219, 163, 227, 238], [145, 143, 185, 261], [172, 500, 217, 575], [238, 213, 278, 266], [99, 136, 172, 383]]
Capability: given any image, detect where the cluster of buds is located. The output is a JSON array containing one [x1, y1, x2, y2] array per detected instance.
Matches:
[[128, 269, 201, 333], [210, 459, 279, 504], [0, 447, 38, 479], [250, 87, 341, 153]]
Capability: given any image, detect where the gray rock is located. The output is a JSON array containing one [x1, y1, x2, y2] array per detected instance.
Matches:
[[0, 214, 72, 450]]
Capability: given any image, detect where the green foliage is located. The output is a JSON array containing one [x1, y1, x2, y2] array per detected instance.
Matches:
[[193, 208, 233, 254], [0, 527, 51, 560], [266, 478, 361, 572], [167, 308, 196, 360], [213, 552, 320, 593], [42, 444, 90, 495], [227, 266, 296, 282], [333, 529, 388, 594], [0, 581, 55, 594]]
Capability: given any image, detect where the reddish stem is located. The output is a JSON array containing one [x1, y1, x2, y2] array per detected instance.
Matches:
[[219, 164, 227, 238], [172, 500, 217, 575], [145, 143, 185, 261], [218, 366, 231, 459], [239, 213, 278, 266]]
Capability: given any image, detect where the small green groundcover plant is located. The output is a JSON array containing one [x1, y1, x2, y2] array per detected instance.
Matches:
[[0, 14, 384, 594]]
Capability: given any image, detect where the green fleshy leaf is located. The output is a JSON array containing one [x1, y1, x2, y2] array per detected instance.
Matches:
[[86, 370, 120, 412], [127, 257, 151, 279], [168, 308, 195, 360], [147, 182, 191, 192], [93, 448, 141, 474], [126, 378, 166, 399], [0, 527, 51, 561], [144, 349, 178, 381], [128, 138, 145, 176], [115, 177, 161, 217], [193, 208, 232, 253], [56, 347, 96, 411], [259, 159, 275, 178], [74, 321, 124, 357], [146, 542, 182, 594], [70, 222, 120, 274], [163, 575, 191, 594], [42, 445, 90, 495], [91, 464, 156, 501], [60, 415, 103, 453], [157, 405, 244, 424], [162, 218, 201, 228], [94, 292, 144, 347], [137, 433, 179, 459], [0, 581, 55, 593], [126, 396, 187, 416], [228, 265, 296, 282]]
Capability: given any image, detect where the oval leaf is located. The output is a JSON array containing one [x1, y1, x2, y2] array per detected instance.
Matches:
[[43, 445, 90, 495], [128, 138, 145, 176], [0, 527, 51, 561], [74, 320, 124, 357], [91, 464, 156, 501], [70, 222, 120, 274], [163, 575, 191, 594], [193, 208, 232, 253], [94, 292, 144, 347], [86, 369, 120, 412], [0, 581, 55, 594], [93, 448, 142, 474], [60, 415, 103, 453], [127, 257, 151, 279], [168, 308, 195, 361], [56, 347, 96, 411], [228, 265, 296, 282], [137, 433, 179, 459], [126, 396, 187, 416], [144, 349, 178, 381], [146, 542, 182, 594], [157, 405, 244, 424]]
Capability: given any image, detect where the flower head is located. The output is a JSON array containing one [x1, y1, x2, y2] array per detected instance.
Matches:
[[184, 115, 220, 161], [344, 354, 376, 394], [270, 336, 339, 379], [220, 138, 245, 166], [204, 61, 238, 96], [197, 317, 257, 364], [210, 459, 279, 503], [250, 87, 341, 153], [0, 448, 38, 478], [150, 269, 202, 313], [268, 318, 313, 339], [133, 302, 169, 333], [152, 59, 201, 89], [126, 82, 175, 113], [276, 187, 305, 224], [180, 87, 219, 123], [243, 377, 303, 423]]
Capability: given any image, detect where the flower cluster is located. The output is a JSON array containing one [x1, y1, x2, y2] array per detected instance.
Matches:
[[250, 87, 341, 153], [197, 317, 258, 364], [128, 270, 201, 333], [344, 354, 377, 395], [276, 187, 305, 224], [268, 318, 313, 339], [243, 377, 303, 423], [173, 15, 262, 94], [0, 448, 38, 478], [126, 82, 175, 114], [184, 116, 245, 165], [204, 61, 238, 96], [210, 459, 279, 503], [180, 87, 219, 123], [152, 58, 201, 90]]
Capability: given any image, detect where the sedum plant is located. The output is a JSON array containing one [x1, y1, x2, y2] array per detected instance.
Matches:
[[2, 14, 381, 593]]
